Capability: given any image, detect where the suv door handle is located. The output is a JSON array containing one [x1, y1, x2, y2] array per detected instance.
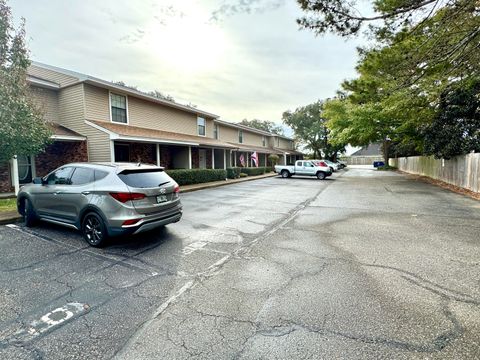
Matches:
[[53, 191, 62, 195], [81, 191, 90, 195]]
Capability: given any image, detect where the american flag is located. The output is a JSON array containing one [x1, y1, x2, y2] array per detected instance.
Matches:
[[239, 153, 245, 167], [251, 152, 258, 167]]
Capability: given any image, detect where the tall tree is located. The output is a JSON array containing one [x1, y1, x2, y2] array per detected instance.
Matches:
[[423, 78, 480, 159], [0, 0, 51, 163], [282, 101, 345, 159], [239, 119, 284, 135]]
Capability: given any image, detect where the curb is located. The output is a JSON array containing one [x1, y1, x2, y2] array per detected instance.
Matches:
[[0, 174, 279, 225], [181, 173, 278, 193]]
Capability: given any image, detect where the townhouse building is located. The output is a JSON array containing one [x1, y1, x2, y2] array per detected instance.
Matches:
[[0, 62, 302, 196]]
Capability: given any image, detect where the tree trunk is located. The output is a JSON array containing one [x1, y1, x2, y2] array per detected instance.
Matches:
[[382, 139, 390, 165]]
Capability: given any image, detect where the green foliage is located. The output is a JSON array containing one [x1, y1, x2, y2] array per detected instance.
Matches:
[[0, 0, 52, 163], [240, 167, 267, 176], [268, 154, 279, 167], [376, 165, 397, 171], [298, 0, 480, 160], [423, 79, 480, 160], [239, 119, 284, 135], [239, 173, 248, 178], [166, 169, 227, 186], [226, 167, 241, 179], [282, 101, 346, 159]]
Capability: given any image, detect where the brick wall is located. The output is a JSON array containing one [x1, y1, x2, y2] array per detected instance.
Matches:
[[191, 148, 199, 169], [129, 143, 156, 165], [0, 162, 13, 193], [35, 141, 88, 177], [160, 145, 172, 169]]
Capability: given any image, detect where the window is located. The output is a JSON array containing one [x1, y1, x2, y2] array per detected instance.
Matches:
[[262, 136, 266, 147], [276, 137, 280, 147], [197, 117, 206, 136], [114, 144, 130, 162], [110, 93, 127, 124], [46, 167, 74, 185], [118, 169, 172, 188], [238, 130, 243, 143], [213, 124, 218, 139], [70, 167, 95, 185]]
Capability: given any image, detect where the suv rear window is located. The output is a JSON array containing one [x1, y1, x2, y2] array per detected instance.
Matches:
[[117, 169, 172, 188]]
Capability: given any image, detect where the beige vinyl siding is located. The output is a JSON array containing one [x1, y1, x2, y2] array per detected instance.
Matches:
[[242, 131, 264, 147], [278, 138, 293, 150], [30, 86, 59, 123], [28, 65, 79, 87], [58, 84, 111, 162], [217, 125, 238, 143], [84, 84, 213, 137], [217, 124, 264, 146], [84, 84, 110, 120]]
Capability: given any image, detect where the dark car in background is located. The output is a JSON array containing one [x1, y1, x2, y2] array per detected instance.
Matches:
[[17, 163, 182, 247]]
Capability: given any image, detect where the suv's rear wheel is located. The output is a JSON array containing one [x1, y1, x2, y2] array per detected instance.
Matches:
[[281, 170, 290, 178], [316, 172, 326, 180], [82, 212, 108, 247], [23, 198, 37, 227]]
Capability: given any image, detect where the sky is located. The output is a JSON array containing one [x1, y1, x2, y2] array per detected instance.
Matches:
[[9, 0, 365, 136]]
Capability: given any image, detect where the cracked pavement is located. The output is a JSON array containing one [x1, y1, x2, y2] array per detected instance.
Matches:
[[1, 167, 480, 359]]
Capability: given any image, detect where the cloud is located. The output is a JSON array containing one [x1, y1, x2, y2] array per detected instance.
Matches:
[[210, 0, 285, 23]]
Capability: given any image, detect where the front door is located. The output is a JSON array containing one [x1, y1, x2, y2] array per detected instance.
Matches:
[[199, 149, 206, 169]]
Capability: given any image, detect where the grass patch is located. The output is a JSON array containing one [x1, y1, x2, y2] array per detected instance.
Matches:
[[377, 165, 397, 171], [0, 198, 17, 212]]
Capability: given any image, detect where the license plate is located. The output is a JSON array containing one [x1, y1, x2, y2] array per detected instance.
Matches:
[[156, 195, 168, 203]]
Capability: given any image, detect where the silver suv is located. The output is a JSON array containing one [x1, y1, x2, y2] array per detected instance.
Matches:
[[17, 163, 182, 247]]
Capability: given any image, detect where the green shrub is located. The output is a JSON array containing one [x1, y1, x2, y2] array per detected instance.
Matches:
[[226, 167, 241, 179], [166, 169, 227, 186], [240, 167, 267, 176], [377, 165, 397, 171], [239, 173, 248, 178]]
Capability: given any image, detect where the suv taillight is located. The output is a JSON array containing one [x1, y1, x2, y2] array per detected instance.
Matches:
[[110, 192, 146, 203], [174, 185, 180, 193]]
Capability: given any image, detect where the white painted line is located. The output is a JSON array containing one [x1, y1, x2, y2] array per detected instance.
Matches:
[[182, 241, 208, 255], [24, 303, 87, 337]]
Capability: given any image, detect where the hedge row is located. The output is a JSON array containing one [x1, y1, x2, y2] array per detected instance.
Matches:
[[241, 167, 269, 176], [226, 167, 270, 178], [166, 169, 227, 186]]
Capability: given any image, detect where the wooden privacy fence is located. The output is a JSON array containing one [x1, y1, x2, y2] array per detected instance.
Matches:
[[389, 153, 480, 193], [344, 155, 384, 166]]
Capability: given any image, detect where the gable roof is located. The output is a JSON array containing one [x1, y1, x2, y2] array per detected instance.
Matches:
[[29, 61, 218, 119], [214, 119, 293, 141], [86, 120, 237, 149], [351, 143, 383, 156]]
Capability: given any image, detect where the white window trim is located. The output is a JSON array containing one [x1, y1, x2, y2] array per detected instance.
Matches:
[[109, 91, 129, 125], [262, 135, 266, 147], [197, 116, 206, 137], [213, 124, 219, 140]]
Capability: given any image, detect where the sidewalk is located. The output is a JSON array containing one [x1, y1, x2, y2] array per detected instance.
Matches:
[[0, 172, 278, 225]]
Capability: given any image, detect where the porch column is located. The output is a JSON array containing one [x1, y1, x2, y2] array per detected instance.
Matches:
[[265, 153, 267, 167], [284, 153, 287, 166], [110, 140, 115, 162], [12, 156, 19, 196], [212, 149, 215, 169], [156, 144, 161, 166], [234, 151, 237, 167], [223, 149, 227, 170], [188, 146, 192, 169]]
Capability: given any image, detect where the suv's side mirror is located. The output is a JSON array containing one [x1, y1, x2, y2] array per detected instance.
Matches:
[[33, 177, 44, 185]]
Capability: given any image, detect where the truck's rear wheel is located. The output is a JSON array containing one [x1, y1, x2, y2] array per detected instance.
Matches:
[[316, 172, 326, 180], [281, 170, 290, 178]]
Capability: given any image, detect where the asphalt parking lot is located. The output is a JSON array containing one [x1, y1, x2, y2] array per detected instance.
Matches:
[[1, 167, 480, 359]]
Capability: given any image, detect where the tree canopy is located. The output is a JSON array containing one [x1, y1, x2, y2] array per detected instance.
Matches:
[[282, 101, 346, 160], [239, 119, 284, 135], [0, 0, 51, 163], [300, 0, 480, 160]]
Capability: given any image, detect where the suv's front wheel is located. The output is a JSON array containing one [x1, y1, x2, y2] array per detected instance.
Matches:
[[23, 198, 37, 227], [82, 212, 108, 247]]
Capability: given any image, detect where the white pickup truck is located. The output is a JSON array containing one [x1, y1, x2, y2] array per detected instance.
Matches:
[[274, 160, 332, 180]]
